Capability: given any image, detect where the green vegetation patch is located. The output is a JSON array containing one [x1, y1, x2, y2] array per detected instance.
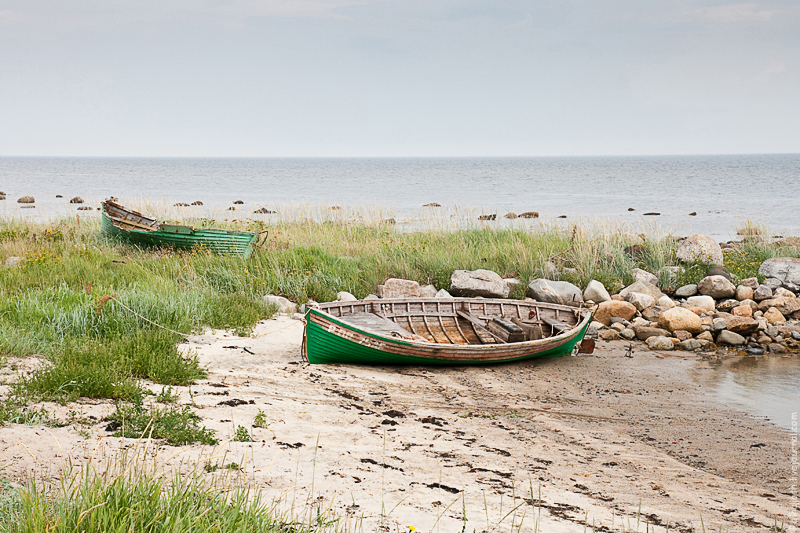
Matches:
[[106, 401, 218, 446]]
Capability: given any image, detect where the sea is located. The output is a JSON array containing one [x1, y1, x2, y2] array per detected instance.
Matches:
[[0, 154, 798, 428]]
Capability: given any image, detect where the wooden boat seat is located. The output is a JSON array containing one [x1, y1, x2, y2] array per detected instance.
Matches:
[[338, 312, 427, 341]]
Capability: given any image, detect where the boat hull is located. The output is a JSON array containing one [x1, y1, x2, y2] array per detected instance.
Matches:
[[304, 298, 592, 365]]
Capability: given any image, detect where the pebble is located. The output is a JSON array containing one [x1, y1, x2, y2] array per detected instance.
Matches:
[[745, 347, 765, 356]]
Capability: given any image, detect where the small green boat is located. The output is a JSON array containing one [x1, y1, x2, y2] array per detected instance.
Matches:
[[101, 200, 266, 258], [303, 297, 594, 365]]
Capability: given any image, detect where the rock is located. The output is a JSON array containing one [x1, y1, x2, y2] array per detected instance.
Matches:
[[450, 270, 509, 298], [731, 304, 753, 318], [478, 214, 496, 221], [69, 196, 84, 204], [518, 211, 539, 218], [526, 279, 582, 306], [740, 277, 759, 289], [762, 277, 783, 289], [675, 235, 724, 266], [717, 330, 745, 346], [766, 325, 779, 337], [685, 295, 716, 313], [641, 306, 663, 322], [17, 195, 34, 204], [697, 275, 736, 299], [724, 316, 759, 335], [647, 336, 674, 350], [775, 287, 796, 299], [673, 330, 692, 341], [758, 297, 800, 316], [609, 317, 629, 325], [594, 300, 637, 326], [696, 331, 714, 342], [233, 200, 244, 204], [634, 326, 672, 341], [679, 339, 702, 351], [768, 343, 788, 354], [174, 202, 189, 207], [422, 202, 441, 207], [656, 295, 676, 309], [226, 206, 236, 211], [620, 328, 636, 340], [675, 284, 698, 297], [753, 285, 773, 301], [610, 323, 626, 333], [712, 318, 727, 331], [716, 299, 739, 312], [5, 256, 26, 267], [583, 280, 611, 303], [599, 329, 620, 341], [631, 268, 658, 286], [619, 280, 663, 300], [658, 307, 703, 334], [364, 294, 379, 300], [611, 294, 623, 301], [191, 201, 204, 206], [253, 207, 277, 214], [504, 212, 518, 219], [746, 347, 765, 356], [419, 284, 438, 298], [758, 257, 800, 286], [706, 265, 732, 280], [336, 291, 357, 302], [503, 278, 522, 294], [757, 333, 771, 344], [263, 295, 297, 314], [379, 278, 422, 299], [625, 292, 655, 311], [435, 289, 452, 298], [735, 285, 754, 301], [792, 331, 800, 341], [764, 307, 786, 326], [542, 261, 558, 277], [77, 206, 93, 210]]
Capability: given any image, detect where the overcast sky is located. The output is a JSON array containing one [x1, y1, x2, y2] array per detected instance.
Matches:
[[0, 1, 798, 156]]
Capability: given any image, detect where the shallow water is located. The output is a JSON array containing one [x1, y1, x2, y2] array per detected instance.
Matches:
[[691, 355, 800, 430], [1, 154, 798, 239]]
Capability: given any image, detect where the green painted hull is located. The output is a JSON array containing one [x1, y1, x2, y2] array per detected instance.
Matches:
[[101, 205, 260, 258], [304, 304, 592, 365]]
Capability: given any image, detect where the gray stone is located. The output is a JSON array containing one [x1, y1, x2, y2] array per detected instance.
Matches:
[[620, 328, 636, 340], [740, 277, 759, 289], [697, 275, 736, 299], [792, 331, 800, 341], [583, 280, 611, 303], [746, 347, 765, 356], [619, 280, 664, 300], [712, 318, 727, 331], [675, 284, 698, 297], [766, 325, 779, 337], [716, 299, 740, 312], [641, 306, 663, 322], [527, 279, 583, 307], [634, 326, 671, 341], [716, 330, 745, 346], [364, 294, 379, 300], [264, 295, 297, 314], [450, 269, 509, 298], [631, 268, 658, 286], [735, 285, 754, 301], [4, 256, 25, 267], [769, 343, 788, 354], [378, 278, 422, 298], [758, 257, 800, 286], [336, 291, 357, 302], [656, 295, 676, 309], [599, 329, 620, 341], [419, 284, 438, 298], [609, 317, 628, 325], [647, 336, 674, 350], [676, 235, 724, 266], [753, 285, 773, 301], [686, 295, 716, 313], [679, 339, 702, 351], [503, 278, 522, 294], [707, 265, 732, 280], [625, 292, 655, 311], [762, 277, 784, 289], [435, 289, 452, 298], [543, 261, 558, 276]]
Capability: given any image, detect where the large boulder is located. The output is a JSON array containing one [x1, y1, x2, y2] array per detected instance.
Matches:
[[758, 257, 800, 286], [378, 278, 422, 298], [450, 269, 509, 298], [583, 280, 611, 303], [17, 195, 35, 204], [594, 300, 637, 326], [619, 280, 663, 300], [675, 235, 724, 266], [657, 307, 703, 334], [697, 275, 736, 299], [527, 279, 582, 307]]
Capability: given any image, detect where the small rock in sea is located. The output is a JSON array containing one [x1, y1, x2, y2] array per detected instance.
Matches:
[[746, 346, 765, 356], [227, 207, 236, 211], [643, 212, 660, 216], [627, 207, 635, 211], [422, 202, 441, 207], [55, 194, 62, 198], [233, 200, 244, 205], [253, 207, 277, 214], [77, 206, 93, 211], [69, 196, 84, 204], [504, 212, 518, 219], [174, 202, 189, 207], [20, 205, 35, 209], [647, 336, 674, 350], [689, 212, 697, 216], [557, 215, 567, 219], [191, 201, 204, 206], [518, 211, 539, 218], [478, 214, 497, 221], [329, 205, 341, 210], [17, 195, 34, 204]]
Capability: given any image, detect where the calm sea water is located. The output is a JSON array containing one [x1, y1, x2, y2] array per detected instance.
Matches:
[[1, 154, 799, 239]]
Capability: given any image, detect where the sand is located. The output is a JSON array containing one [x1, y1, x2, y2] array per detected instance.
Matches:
[[1, 316, 797, 532]]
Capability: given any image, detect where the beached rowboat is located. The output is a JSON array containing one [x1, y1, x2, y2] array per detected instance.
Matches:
[[101, 200, 266, 258], [303, 297, 593, 365]]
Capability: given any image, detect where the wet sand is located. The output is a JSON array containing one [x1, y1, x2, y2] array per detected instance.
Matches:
[[1, 317, 796, 532]]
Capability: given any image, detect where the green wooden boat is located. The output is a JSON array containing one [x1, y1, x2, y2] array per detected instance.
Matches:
[[303, 297, 594, 365], [101, 200, 267, 258]]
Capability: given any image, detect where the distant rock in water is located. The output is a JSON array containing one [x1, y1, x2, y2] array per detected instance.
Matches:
[[77, 206, 93, 211], [17, 195, 34, 204], [174, 202, 189, 207], [233, 200, 244, 205], [518, 211, 539, 218], [20, 205, 35, 209], [227, 206, 236, 211], [422, 202, 441, 207], [253, 207, 277, 214], [504, 212, 517, 219], [191, 201, 203, 206], [70, 196, 84, 204], [55, 194, 63, 198], [330, 206, 341, 210], [382, 218, 396, 225], [478, 214, 496, 221], [643, 212, 660, 216], [689, 212, 697, 216], [627, 207, 635, 211], [557, 215, 567, 219]]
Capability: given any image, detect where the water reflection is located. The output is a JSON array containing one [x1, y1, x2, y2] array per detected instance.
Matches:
[[690, 356, 800, 430]]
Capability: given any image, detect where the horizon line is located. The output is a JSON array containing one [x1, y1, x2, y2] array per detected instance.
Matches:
[[1, 152, 798, 159]]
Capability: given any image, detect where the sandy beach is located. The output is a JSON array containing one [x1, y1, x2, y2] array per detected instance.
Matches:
[[1, 315, 795, 532]]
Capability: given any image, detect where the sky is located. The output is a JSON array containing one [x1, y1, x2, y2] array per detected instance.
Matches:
[[0, 0, 798, 157]]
